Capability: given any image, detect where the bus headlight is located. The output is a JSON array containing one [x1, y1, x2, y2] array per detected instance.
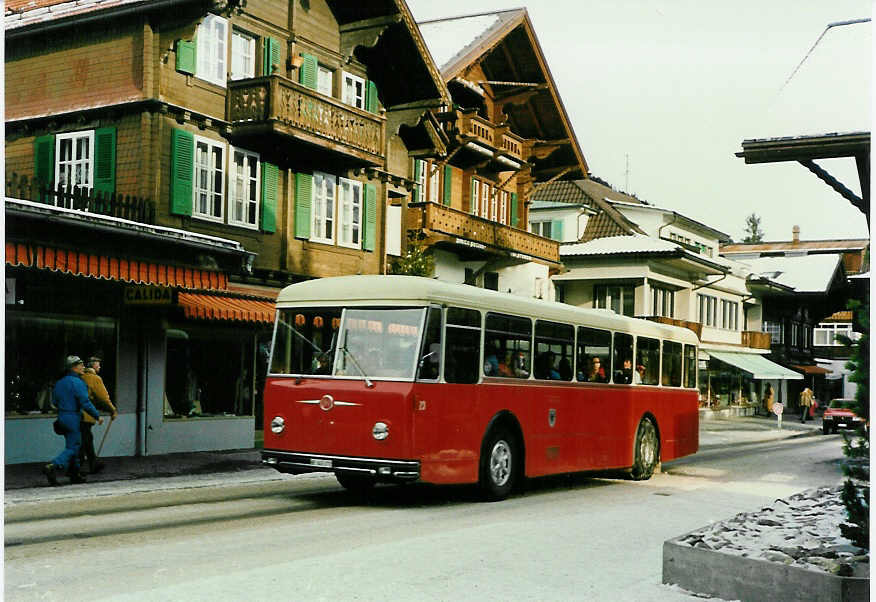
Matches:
[[271, 416, 286, 434], [372, 422, 389, 440]]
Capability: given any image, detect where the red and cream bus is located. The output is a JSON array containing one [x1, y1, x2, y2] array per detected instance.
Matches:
[[262, 275, 699, 500]]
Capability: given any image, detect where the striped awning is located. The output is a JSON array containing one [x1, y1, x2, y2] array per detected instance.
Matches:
[[177, 292, 275, 324], [5, 242, 227, 290]]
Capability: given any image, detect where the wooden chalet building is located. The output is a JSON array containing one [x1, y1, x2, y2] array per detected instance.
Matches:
[[4, 0, 448, 462], [406, 8, 588, 297]]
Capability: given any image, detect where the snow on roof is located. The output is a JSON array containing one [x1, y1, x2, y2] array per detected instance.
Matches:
[[742, 254, 843, 293], [417, 9, 521, 73], [561, 234, 680, 257]]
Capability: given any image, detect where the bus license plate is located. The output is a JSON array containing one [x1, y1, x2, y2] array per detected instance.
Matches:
[[310, 458, 332, 468]]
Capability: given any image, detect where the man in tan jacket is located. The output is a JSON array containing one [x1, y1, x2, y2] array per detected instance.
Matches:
[[799, 387, 814, 423], [79, 356, 117, 473]]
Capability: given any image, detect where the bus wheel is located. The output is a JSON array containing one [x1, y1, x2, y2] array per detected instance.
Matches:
[[336, 472, 375, 492], [479, 427, 517, 501], [629, 418, 659, 481]]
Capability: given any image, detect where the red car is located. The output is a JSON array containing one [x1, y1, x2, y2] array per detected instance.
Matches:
[[822, 398, 866, 434]]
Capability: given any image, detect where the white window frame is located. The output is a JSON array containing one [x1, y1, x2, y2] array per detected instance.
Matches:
[[500, 190, 508, 225], [342, 71, 366, 109], [55, 130, 95, 191], [311, 171, 336, 244], [193, 135, 225, 223], [698, 294, 717, 327], [414, 159, 426, 202], [471, 177, 480, 215], [228, 147, 260, 229], [230, 30, 255, 81], [337, 177, 363, 249], [763, 320, 784, 344], [814, 322, 853, 346], [317, 65, 333, 97], [531, 220, 552, 239], [651, 285, 674, 318], [480, 181, 492, 219], [428, 162, 439, 204], [196, 14, 228, 87]]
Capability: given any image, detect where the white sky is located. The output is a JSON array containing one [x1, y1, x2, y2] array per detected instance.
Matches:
[[407, 0, 872, 242]]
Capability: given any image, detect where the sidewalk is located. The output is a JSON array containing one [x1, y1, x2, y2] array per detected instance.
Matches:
[[4, 414, 826, 503]]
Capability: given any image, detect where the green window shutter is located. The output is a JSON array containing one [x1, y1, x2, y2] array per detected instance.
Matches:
[[411, 160, 421, 202], [365, 80, 378, 113], [260, 162, 278, 233], [263, 37, 281, 75], [298, 52, 317, 90], [510, 192, 519, 227], [94, 127, 116, 197], [363, 183, 377, 251], [294, 172, 312, 239], [442, 165, 452, 206], [170, 128, 194, 216], [175, 39, 196, 75], [551, 219, 564, 241], [34, 134, 55, 185]]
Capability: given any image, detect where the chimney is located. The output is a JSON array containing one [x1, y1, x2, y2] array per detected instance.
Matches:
[[792, 225, 800, 243]]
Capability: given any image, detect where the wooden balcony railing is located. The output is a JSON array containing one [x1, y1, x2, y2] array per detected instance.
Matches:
[[741, 330, 773, 350], [407, 201, 559, 263], [644, 316, 703, 340], [5, 173, 156, 224], [227, 76, 385, 165], [453, 113, 524, 162]]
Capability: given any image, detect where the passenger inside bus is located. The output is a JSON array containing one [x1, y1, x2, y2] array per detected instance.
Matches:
[[616, 358, 634, 384], [534, 351, 562, 380], [314, 353, 332, 375], [558, 357, 573, 381], [584, 356, 607, 383], [633, 364, 646, 384], [498, 351, 516, 377]]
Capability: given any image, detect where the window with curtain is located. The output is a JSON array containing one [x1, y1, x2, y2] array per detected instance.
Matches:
[[196, 14, 228, 87], [229, 148, 259, 228]]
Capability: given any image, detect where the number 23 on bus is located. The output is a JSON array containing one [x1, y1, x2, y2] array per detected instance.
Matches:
[[262, 275, 699, 501]]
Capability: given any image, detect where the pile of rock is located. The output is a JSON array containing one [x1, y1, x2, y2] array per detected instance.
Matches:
[[677, 486, 869, 578]]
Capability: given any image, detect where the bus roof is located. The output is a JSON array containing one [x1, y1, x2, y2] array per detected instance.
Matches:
[[276, 275, 699, 344]]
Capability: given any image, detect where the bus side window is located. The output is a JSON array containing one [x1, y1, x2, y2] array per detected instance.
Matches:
[[684, 344, 698, 388], [613, 332, 634, 384], [444, 307, 481, 384], [484, 313, 532, 378], [577, 326, 611, 383], [417, 307, 442, 380], [636, 336, 660, 385], [534, 320, 573, 381], [662, 341, 682, 387]]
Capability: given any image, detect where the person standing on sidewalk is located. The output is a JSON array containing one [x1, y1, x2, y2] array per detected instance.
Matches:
[[79, 356, 117, 474], [43, 356, 103, 486], [799, 387, 813, 423]]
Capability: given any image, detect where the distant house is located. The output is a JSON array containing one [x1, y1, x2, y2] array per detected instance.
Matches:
[[722, 230, 867, 404]]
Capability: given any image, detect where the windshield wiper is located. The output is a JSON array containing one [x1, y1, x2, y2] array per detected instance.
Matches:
[[279, 317, 324, 354], [340, 345, 374, 388]]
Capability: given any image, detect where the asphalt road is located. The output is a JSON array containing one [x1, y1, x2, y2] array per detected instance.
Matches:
[[5, 433, 847, 602]]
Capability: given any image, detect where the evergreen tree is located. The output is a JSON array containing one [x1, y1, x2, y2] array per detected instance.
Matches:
[[388, 232, 435, 277], [836, 298, 869, 549], [742, 213, 765, 243]]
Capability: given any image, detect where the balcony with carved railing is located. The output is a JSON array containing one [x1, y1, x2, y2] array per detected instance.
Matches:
[[741, 330, 772, 350], [407, 201, 559, 264], [644, 316, 703, 340], [437, 111, 525, 166], [227, 75, 385, 166]]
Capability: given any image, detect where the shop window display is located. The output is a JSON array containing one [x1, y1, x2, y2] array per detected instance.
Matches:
[[6, 313, 116, 416], [165, 326, 256, 418]]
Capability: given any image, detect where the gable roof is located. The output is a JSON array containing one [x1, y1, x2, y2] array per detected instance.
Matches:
[[417, 8, 588, 181]]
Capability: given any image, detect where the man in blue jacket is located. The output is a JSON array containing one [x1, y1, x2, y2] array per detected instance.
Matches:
[[43, 355, 102, 485]]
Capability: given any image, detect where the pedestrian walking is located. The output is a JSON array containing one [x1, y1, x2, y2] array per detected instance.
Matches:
[[799, 387, 813, 423], [763, 384, 775, 416], [42, 356, 103, 486], [79, 356, 117, 473]]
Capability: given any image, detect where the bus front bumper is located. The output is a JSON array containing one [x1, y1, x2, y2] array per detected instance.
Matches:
[[261, 449, 420, 481]]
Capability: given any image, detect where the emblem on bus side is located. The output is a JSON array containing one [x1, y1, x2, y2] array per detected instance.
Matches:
[[319, 394, 335, 411], [549, 408, 556, 428]]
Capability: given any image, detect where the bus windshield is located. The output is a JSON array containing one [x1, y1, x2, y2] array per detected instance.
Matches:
[[269, 306, 425, 379]]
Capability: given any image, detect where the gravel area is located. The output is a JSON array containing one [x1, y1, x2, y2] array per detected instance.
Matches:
[[678, 485, 869, 578]]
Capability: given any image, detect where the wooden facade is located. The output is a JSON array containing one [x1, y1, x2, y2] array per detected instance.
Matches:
[[5, 0, 448, 283]]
